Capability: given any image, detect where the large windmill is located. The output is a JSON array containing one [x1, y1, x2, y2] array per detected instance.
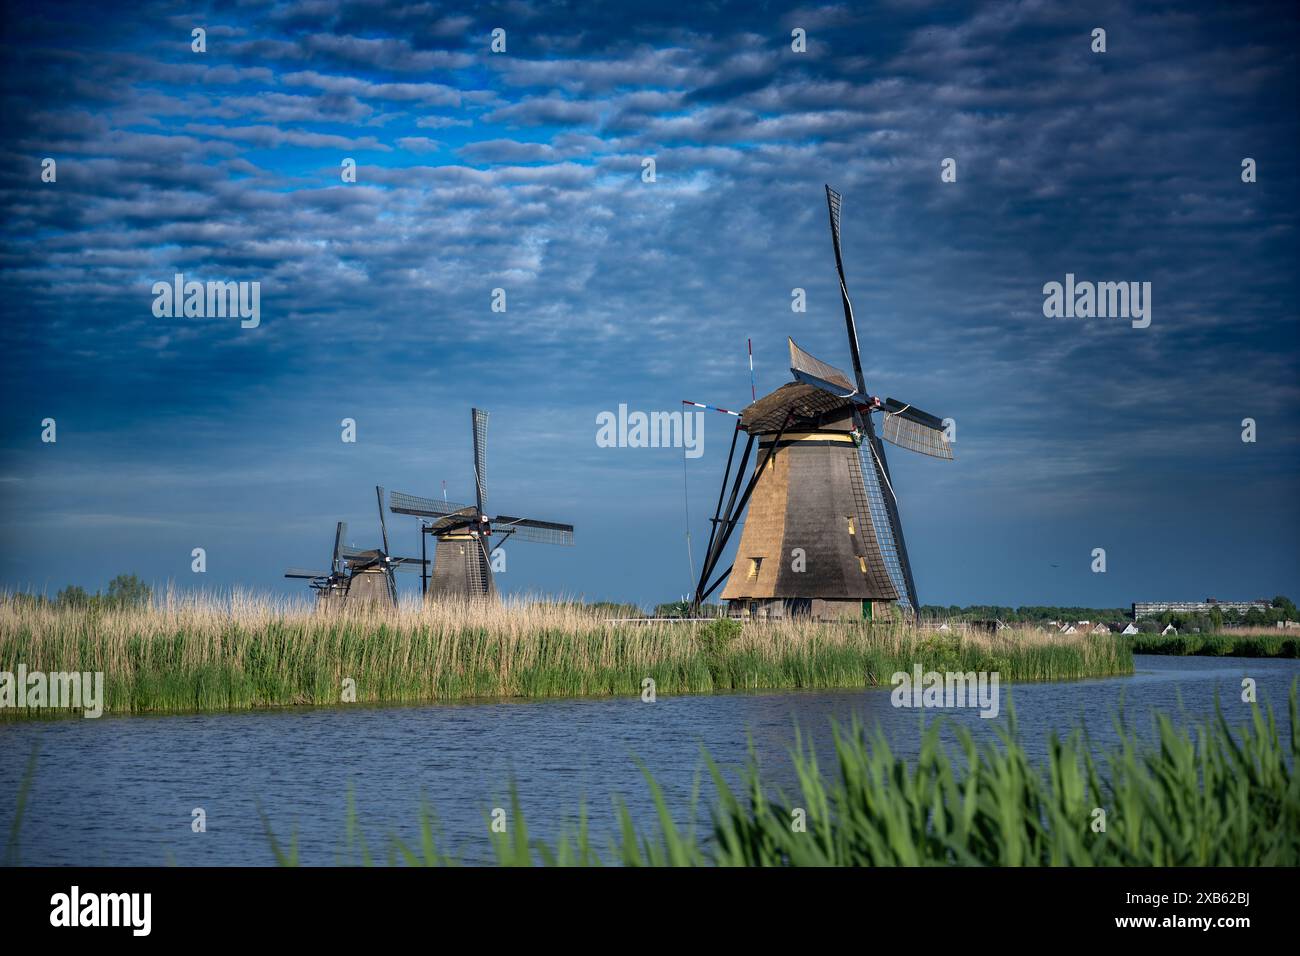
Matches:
[[390, 408, 575, 601], [284, 487, 426, 608], [691, 185, 953, 621]]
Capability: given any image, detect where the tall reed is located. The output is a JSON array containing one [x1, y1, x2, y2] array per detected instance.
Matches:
[[0, 592, 1133, 718]]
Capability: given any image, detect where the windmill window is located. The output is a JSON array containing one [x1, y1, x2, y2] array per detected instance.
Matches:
[[858, 556, 868, 574], [748, 557, 763, 580], [847, 516, 856, 535]]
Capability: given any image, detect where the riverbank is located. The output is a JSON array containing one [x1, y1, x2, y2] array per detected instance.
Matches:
[[1130, 631, 1300, 657], [0, 595, 1134, 719]]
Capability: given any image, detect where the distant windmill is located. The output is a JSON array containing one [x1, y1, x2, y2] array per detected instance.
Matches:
[[285, 489, 426, 609], [338, 486, 428, 606], [284, 520, 351, 608], [691, 185, 953, 621], [390, 408, 575, 600]]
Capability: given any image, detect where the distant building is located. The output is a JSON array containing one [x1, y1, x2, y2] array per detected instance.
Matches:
[[1112, 622, 1139, 635], [1133, 599, 1270, 619], [1161, 623, 1178, 635], [1088, 622, 1110, 634], [1059, 623, 1078, 634]]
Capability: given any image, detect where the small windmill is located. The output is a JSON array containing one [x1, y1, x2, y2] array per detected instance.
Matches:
[[691, 185, 953, 621], [338, 486, 428, 606], [284, 521, 351, 608], [285, 489, 426, 608], [390, 408, 575, 600]]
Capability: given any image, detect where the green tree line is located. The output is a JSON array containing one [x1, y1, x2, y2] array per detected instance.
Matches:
[[8, 574, 152, 610]]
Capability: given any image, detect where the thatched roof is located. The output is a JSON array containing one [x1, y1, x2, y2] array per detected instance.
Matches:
[[739, 382, 855, 434]]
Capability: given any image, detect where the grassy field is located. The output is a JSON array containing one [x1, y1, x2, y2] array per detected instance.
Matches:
[[1131, 629, 1300, 658], [0, 593, 1133, 718], [269, 685, 1299, 866]]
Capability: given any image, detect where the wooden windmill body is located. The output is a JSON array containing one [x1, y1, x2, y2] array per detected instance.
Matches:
[[693, 187, 953, 622], [718, 386, 901, 620], [427, 533, 497, 599]]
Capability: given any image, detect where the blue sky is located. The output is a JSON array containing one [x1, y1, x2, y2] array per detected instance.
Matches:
[[1, 0, 1297, 608]]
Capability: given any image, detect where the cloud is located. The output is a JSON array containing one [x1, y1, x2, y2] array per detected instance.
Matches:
[[485, 95, 604, 126], [0, 0, 1296, 604], [281, 70, 470, 106], [396, 135, 443, 153], [182, 123, 393, 151], [458, 138, 559, 162], [417, 115, 473, 129], [301, 33, 474, 71]]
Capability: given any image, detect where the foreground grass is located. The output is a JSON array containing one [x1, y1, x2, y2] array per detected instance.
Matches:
[[0, 593, 1132, 718], [275, 685, 1300, 867], [1131, 631, 1300, 658]]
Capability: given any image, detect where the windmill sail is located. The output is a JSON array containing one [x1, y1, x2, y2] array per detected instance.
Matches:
[[332, 521, 346, 574], [472, 407, 489, 513], [857, 419, 919, 612], [376, 486, 391, 553], [284, 567, 332, 579], [825, 185, 867, 397], [340, 546, 380, 561], [390, 490, 473, 518], [878, 398, 953, 460], [491, 515, 575, 546], [788, 338, 858, 399], [880, 413, 953, 460]]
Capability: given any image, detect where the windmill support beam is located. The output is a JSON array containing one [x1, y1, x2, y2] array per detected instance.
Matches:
[[710, 433, 757, 555], [698, 415, 791, 604], [698, 565, 732, 603], [691, 414, 793, 612], [693, 432, 754, 604], [701, 424, 741, 577], [695, 446, 756, 602]]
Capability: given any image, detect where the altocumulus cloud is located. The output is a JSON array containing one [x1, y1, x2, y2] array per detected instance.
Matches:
[[0, 0, 1296, 607]]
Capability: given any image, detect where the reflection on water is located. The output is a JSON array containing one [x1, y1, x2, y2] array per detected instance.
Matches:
[[1, 655, 1296, 865]]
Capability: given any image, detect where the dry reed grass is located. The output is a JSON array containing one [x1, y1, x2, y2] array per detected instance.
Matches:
[[0, 591, 1133, 718]]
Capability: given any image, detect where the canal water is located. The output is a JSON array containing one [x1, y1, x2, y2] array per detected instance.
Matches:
[[2, 655, 1297, 865]]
